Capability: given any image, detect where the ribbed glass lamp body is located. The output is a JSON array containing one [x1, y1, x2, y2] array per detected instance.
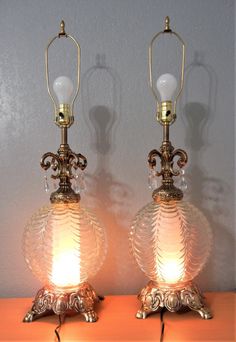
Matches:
[[130, 200, 212, 286], [23, 203, 106, 290]]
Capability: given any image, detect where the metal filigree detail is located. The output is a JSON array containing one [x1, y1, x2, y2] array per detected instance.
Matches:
[[40, 131, 87, 203], [148, 138, 188, 201], [136, 281, 212, 320], [148, 142, 188, 180], [41, 147, 87, 180], [23, 282, 101, 323]]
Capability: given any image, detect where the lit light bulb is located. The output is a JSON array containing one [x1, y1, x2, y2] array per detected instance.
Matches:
[[161, 260, 184, 284], [52, 250, 80, 288], [51, 219, 81, 288], [156, 73, 177, 101], [53, 76, 74, 104]]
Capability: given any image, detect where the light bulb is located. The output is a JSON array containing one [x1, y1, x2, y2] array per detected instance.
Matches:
[[53, 76, 74, 104], [156, 73, 177, 101]]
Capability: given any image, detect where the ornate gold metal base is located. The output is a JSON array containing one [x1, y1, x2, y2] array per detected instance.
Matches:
[[136, 281, 212, 320], [23, 282, 102, 323]]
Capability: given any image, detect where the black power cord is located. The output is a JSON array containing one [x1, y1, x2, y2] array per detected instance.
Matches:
[[160, 308, 166, 342], [55, 314, 64, 342]]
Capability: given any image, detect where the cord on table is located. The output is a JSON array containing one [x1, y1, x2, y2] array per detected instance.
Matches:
[[55, 314, 64, 342], [160, 308, 166, 342]]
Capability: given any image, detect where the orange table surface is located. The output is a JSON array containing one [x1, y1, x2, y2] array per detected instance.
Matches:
[[0, 292, 235, 341]]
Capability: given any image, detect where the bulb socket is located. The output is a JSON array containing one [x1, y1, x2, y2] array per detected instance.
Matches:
[[157, 101, 176, 125], [55, 104, 74, 128]]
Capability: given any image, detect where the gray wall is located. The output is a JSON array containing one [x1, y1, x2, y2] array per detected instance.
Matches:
[[0, 0, 234, 297]]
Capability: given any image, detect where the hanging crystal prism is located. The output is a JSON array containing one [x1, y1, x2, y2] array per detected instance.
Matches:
[[74, 173, 80, 194], [43, 173, 50, 193], [179, 169, 188, 192], [52, 178, 57, 190], [148, 168, 158, 190], [78, 172, 86, 192], [73, 171, 86, 194]]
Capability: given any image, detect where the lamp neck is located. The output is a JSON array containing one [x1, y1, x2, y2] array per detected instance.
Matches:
[[163, 124, 169, 142], [61, 127, 68, 145]]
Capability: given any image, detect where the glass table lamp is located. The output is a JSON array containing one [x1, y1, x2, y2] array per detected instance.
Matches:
[[23, 21, 106, 323], [130, 17, 212, 319]]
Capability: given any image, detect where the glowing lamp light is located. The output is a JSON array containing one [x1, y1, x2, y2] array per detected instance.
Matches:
[[23, 21, 106, 324], [161, 260, 183, 284], [52, 250, 81, 288], [130, 17, 212, 320]]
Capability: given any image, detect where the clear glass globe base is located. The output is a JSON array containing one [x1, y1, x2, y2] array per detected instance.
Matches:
[[23, 202, 107, 291], [130, 200, 212, 286]]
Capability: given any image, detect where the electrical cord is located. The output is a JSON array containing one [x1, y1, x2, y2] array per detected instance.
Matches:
[[53, 301, 163, 342], [160, 308, 166, 342], [55, 314, 64, 342]]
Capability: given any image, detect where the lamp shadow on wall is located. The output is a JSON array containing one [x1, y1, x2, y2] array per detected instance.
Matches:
[[81, 54, 134, 295], [181, 52, 234, 291]]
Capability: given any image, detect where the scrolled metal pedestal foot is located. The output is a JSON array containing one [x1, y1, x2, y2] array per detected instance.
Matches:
[[23, 309, 52, 322], [136, 281, 212, 320], [23, 282, 102, 323]]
